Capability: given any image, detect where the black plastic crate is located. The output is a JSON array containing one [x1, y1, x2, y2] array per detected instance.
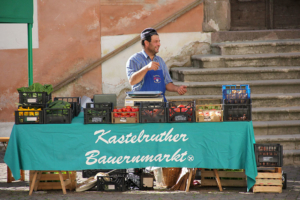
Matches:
[[54, 97, 81, 117], [223, 98, 251, 104], [84, 108, 111, 124], [139, 102, 167, 123], [86, 102, 113, 110], [15, 110, 43, 125], [43, 108, 72, 124], [254, 144, 283, 167], [127, 173, 154, 190], [223, 104, 252, 121], [167, 101, 195, 123], [19, 92, 51, 106], [97, 175, 127, 192], [82, 169, 127, 178], [282, 172, 287, 189], [222, 84, 251, 101]]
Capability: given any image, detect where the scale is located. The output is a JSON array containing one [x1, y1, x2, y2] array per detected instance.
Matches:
[[124, 91, 164, 106]]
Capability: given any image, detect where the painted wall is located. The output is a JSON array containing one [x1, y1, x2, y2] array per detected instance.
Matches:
[[0, 0, 205, 122]]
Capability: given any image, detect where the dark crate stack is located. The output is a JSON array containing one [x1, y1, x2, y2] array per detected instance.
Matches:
[[84, 102, 112, 124], [167, 100, 196, 123], [127, 173, 154, 190], [54, 97, 81, 117], [15, 91, 51, 125], [82, 169, 126, 178], [222, 85, 252, 121], [43, 108, 72, 124], [254, 144, 283, 167], [97, 175, 128, 192], [139, 102, 167, 123]]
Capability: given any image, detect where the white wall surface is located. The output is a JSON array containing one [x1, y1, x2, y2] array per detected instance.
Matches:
[[0, 0, 39, 50]]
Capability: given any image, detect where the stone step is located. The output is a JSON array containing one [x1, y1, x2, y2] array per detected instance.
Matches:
[[255, 134, 300, 151], [166, 93, 300, 108], [253, 120, 300, 136], [165, 79, 300, 96], [211, 39, 300, 55], [252, 106, 300, 121], [192, 52, 300, 68], [283, 149, 300, 166], [211, 29, 300, 43], [170, 66, 300, 82]]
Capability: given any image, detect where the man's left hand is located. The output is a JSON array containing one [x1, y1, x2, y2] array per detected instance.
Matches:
[[177, 85, 187, 95]]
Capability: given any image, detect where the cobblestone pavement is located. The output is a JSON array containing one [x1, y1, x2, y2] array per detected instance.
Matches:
[[1, 145, 300, 200]]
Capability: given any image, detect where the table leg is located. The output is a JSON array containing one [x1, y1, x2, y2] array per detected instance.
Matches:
[[185, 168, 193, 192], [213, 169, 223, 192], [29, 171, 38, 195], [58, 171, 67, 194], [34, 171, 42, 191]]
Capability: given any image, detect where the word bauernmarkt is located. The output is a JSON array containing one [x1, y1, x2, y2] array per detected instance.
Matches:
[[94, 128, 189, 144]]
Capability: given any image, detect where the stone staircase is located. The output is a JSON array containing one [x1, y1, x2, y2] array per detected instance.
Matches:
[[166, 30, 300, 166]]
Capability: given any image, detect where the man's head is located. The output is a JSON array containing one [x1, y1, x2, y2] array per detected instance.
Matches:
[[141, 28, 160, 55]]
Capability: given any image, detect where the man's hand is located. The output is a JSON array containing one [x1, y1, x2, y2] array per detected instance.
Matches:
[[177, 85, 187, 95], [146, 61, 160, 71]]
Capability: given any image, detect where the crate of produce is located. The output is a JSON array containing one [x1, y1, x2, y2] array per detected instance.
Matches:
[[82, 169, 127, 178], [54, 97, 81, 117], [44, 108, 72, 124], [253, 167, 282, 193], [223, 104, 252, 121], [254, 144, 283, 167], [29, 171, 76, 191], [201, 169, 247, 187], [97, 175, 127, 192], [15, 107, 43, 125], [17, 83, 53, 106], [111, 106, 139, 124], [223, 98, 251, 104], [139, 102, 167, 123], [196, 104, 223, 122], [222, 85, 250, 103], [84, 103, 112, 124], [167, 101, 195, 123]]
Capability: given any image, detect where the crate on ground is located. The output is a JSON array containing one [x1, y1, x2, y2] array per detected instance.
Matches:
[[127, 172, 154, 190], [201, 169, 247, 187], [54, 97, 81, 117], [84, 103, 112, 124], [82, 169, 127, 178], [29, 171, 76, 191], [254, 144, 283, 167], [222, 85, 250, 104], [15, 109, 43, 125], [196, 104, 223, 122], [44, 108, 72, 124], [139, 102, 167, 123], [223, 103, 252, 121], [167, 100, 195, 123], [97, 175, 127, 192], [19, 92, 51, 106], [253, 167, 282, 193], [111, 106, 139, 124]]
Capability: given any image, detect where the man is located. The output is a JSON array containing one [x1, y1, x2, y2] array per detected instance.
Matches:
[[126, 28, 187, 101]]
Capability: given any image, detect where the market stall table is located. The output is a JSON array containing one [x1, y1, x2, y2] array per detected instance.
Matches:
[[4, 113, 257, 192]]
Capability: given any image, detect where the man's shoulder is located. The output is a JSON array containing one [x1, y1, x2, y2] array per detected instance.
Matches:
[[128, 51, 145, 61]]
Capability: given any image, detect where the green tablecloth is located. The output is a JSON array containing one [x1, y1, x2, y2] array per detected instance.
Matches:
[[4, 113, 257, 191]]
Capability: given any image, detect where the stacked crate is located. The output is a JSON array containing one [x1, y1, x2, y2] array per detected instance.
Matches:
[[54, 97, 81, 117], [222, 85, 252, 121], [15, 91, 51, 125]]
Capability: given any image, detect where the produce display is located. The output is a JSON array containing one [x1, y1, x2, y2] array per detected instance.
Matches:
[[84, 103, 112, 124], [54, 97, 81, 117], [168, 101, 195, 122], [196, 104, 222, 122], [17, 83, 52, 105], [15, 107, 43, 124], [111, 106, 139, 123], [140, 102, 166, 123], [44, 100, 72, 124]]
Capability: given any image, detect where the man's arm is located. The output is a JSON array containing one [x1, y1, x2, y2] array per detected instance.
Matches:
[[166, 83, 187, 95], [129, 61, 160, 86]]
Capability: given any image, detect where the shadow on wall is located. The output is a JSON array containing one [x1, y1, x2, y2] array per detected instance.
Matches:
[[117, 88, 131, 107]]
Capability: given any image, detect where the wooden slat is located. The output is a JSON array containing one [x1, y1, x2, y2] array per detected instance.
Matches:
[[201, 170, 246, 178], [255, 179, 282, 186], [256, 172, 282, 179], [201, 179, 247, 187], [253, 185, 282, 193]]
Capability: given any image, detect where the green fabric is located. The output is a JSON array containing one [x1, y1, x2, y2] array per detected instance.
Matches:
[[4, 113, 257, 191], [0, 0, 33, 23]]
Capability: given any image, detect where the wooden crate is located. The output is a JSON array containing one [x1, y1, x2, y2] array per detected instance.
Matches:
[[201, 169, 247, 187], [29, 171, 76, 191], [196, 104, 223, 122], [253, 167, 282, 193]]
